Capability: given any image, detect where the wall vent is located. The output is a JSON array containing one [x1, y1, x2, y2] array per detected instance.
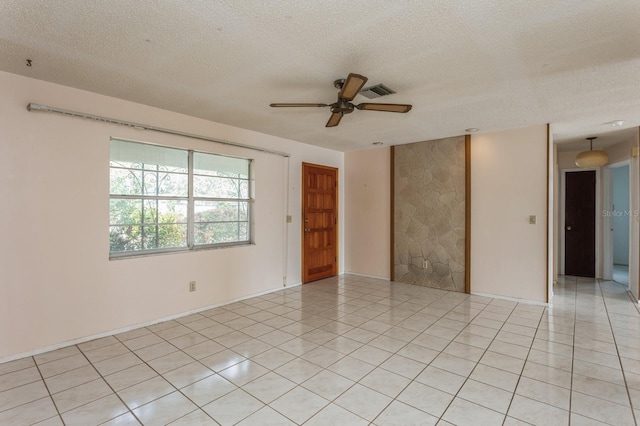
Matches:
[[360, 83, 396, 99]]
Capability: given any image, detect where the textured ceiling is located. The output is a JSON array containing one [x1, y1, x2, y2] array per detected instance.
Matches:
[[1, 0, 640, 151]]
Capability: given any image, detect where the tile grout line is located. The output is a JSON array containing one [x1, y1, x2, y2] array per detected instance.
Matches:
[[139, 322, 248, 424], [568, 275, 578, 424], [305, 283, 460, 425], [596, 280, 639, 426], [279, 278, 404, 425], [74, 342, 145, 425], [273, 284, 471, 424], [187, 278, 390, 425], [30, 355, 65, 425], [499, 300, 549, 426], [389, 293, 517, 423], [438, 296, 513, 423], [364, 291, 480, 424]]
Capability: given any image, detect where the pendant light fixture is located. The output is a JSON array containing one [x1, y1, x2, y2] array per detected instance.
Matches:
[[575, 137, 608, 168]]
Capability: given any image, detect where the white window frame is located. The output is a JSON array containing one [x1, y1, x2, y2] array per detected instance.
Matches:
[[109, 139, 253, 259]]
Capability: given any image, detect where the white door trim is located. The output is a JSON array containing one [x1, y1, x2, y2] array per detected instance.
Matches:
[[602, 160, 631, 281]]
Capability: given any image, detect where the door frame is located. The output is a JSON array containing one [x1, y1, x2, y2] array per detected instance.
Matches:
[[602, 160, 631, 281], [301, 162, 339, 283], [559, 167, 601, 277]]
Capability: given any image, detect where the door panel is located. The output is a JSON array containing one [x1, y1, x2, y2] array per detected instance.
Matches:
[[302, 163, 338, 283], [565, 170, 596, 277]]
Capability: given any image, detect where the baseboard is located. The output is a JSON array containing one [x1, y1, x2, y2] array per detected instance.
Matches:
[[342, 272, 391, 281], [1, 283, 300, 364], [471, 291, 549, 307]]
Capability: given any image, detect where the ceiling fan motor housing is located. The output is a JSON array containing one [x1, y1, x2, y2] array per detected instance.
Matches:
[[330, 100, 355, 114]]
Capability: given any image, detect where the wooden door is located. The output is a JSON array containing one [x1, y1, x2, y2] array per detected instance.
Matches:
[[565, 170, 596, 277], [302, 163, 338, 283]]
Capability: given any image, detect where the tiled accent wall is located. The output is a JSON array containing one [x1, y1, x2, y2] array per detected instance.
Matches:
[[394, 136, 466, 292]]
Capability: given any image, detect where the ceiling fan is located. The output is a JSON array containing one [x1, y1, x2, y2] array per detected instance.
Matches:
[[270, 73, 412, 127]]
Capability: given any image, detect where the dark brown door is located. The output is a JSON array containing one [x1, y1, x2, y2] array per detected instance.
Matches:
[[302, 163, 338, 283], [565, 170, 596, 277]]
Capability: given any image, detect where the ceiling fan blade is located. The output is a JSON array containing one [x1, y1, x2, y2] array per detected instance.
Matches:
[[356, 103, 412, 113], [270, 103, 329, 107], [338, 73, 368, 101], [326, 112, 343, 127]]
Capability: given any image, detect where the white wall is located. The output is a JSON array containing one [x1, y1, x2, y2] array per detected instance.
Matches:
[[344, 147, 390, 279], [557, 150, 581, 170], [607, 139, 634, 164], [553, 143, 560, 285], [470, 125, 548, 302], [0, 71, 344, 360], [548, 128, 556, 301], [629, 130, 640, 300]]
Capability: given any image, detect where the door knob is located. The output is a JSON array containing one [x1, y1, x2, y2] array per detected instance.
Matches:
[[566, 226, 572, 231], [304, 228, 311, 233]]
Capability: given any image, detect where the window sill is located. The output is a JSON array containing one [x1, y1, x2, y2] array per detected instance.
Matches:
[[109, 241, 253, 261]]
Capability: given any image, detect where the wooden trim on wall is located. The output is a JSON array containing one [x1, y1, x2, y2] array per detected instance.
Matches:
[[465, 135, 471, 294], [546, 123, 550, 303], [390, 146, 395, 282]]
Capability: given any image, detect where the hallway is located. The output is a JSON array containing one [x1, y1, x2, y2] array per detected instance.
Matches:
[[548, 275, 639, 425]]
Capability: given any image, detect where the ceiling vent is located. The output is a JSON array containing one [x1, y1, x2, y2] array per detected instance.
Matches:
[[360, 83, 396, 99]]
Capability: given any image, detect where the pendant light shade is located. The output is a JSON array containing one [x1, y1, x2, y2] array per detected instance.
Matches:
[[575, 137, 608, 168]]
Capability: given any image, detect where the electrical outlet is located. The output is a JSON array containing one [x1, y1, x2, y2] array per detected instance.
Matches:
[[529, 215, 537, 225], [189, 281, 196, 292], [422, 260, 428, 269]]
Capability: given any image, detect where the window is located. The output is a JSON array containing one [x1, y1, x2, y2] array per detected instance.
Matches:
[[109, 139, 251, 257]]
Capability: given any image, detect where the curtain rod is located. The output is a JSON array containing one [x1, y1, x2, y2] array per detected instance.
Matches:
[[27, 103, 291, 158]]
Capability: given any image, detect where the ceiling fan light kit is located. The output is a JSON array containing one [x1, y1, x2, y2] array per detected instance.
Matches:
[[270, 73, 412, 127], [575, 137, 609, 168]]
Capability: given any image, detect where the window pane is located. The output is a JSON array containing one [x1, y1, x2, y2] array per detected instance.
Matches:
[[110, 160, 141, 169], [194, 176, 248, 198], [194, 152, 249, 178], [239, 180, 249, 199], [110, 199, 142, 225], [110, 160, 186, 173], [142, 224, 187, 249], [239, 222, 248, 241], [110, 168, 142, 195], [194, 201, 248, 222], [194, 222, 247, 245], [142, 171, 188, 196], [110, 225, 142, 252], [142, 199, 188, 224], [111, 139, 188, 170]]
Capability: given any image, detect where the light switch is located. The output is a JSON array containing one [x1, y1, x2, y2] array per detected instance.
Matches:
[[286, 215, 292, 223], [529, 215, 536, 225]]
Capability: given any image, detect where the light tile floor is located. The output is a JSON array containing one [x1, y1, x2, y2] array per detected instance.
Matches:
[[614, 264, 630, 286], [1, 274, 639, 425]]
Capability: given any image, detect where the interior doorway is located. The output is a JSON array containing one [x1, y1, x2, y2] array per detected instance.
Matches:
[[610, 163, 630, 286]]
